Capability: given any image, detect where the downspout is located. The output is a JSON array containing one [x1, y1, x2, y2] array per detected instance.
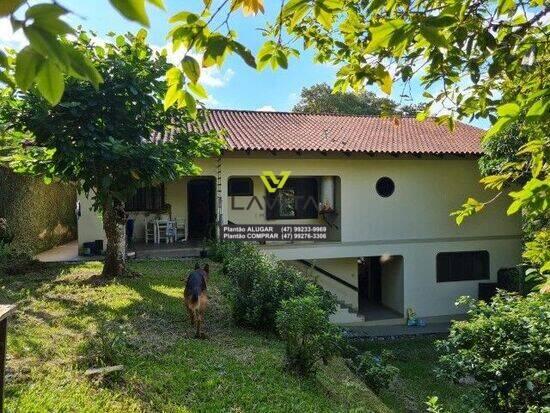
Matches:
[[216, 155, 223, 239]]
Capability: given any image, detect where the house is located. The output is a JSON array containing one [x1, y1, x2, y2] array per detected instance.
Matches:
[[77, 109, 522, 324]]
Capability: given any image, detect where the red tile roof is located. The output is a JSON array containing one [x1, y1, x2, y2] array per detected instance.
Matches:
[[163, 109, 485, 155]]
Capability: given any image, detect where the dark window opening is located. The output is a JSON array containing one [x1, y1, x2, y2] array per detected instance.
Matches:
[[266, 178, 318, 220], [376, 177, 395, 197], [437, 251, 490, 282], [228, 177, 253, 196], [126, 184, 165, 211]]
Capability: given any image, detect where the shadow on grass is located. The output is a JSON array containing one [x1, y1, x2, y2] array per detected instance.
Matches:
[[3, 259, 391, 412]]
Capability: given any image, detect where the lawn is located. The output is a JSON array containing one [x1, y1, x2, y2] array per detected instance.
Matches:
[[351, 337, 484, 413], [1, 259, 391, 412]]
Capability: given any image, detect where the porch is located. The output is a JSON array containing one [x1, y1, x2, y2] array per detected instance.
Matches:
[[130, 240, 204, 259]]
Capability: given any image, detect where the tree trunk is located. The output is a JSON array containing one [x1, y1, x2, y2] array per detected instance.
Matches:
[[101, 199, 126, 277]]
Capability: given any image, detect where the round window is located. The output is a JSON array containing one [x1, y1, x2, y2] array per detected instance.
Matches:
[[376, 177, 395, 197]]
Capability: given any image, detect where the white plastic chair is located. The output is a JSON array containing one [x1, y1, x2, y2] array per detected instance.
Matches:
[[157, 220, 175, 243], [175, 217, 187, 242]]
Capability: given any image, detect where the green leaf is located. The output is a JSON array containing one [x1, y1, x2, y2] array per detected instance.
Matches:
[[185, 91, 197, 118], [188, 82, 208, 99], [182, 55, 200, 83], [169, 11, 198, 23], [228, 40, 256, 69], [109, 0, 150, 27], [483, 116, 512, 141], [66, 47, 102, 88], [526, 99, 549, 122], [416, 110, 428, 121], [202, 36, 228, 68], [0, 0, 24, 16], [507, 199, 522, 215], [32, 17, 74, 35], [314, 0, 333, 29], [15, 46, 44, 90], [365, 19, 405, 53], [283, 0, 310, 27], [136, 28, 148, 41], [377, 69, 392, 95], [497, 102, 520, 117], [256, 41, 275, 71], [36, 60, 65, 105], [0, 50, 7, 68], [276, 50, 288, 69], [497, 0, 516, 15], [24, 25, 69, 69], [166, 67, 182, 87], [25, 3, 67, 19], [0, 70, 15, 88], [164, 84, 179, 110], [419, 26, 447, 48], [147, 0, 165, 9]]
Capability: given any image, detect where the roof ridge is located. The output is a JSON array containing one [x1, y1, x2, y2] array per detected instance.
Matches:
[[203, 108, 485, 130], [204, 108, 414, 118]]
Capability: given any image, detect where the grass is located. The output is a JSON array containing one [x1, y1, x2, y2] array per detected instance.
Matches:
[[351, 337, 484, 413], [1, 259, 390, 412]]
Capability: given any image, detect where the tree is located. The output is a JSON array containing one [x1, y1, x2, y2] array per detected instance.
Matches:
[[0, 31, 223, 277], [292, 83, 425, 115], [0, 0, 548, 286]]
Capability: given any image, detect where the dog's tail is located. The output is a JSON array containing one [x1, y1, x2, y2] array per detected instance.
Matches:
[[190, 291, 199, 304]]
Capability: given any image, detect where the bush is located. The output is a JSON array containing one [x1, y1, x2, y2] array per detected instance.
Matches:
[[348, 350, 399, 391], [223, 244, 319, 330], [208, 240, 246, 264], [0, 241, 40, 275], [438, 292, 550, 412], [0, 218, 14, 244], [0, 167, 76, 254], [276, 288, 342, 375]]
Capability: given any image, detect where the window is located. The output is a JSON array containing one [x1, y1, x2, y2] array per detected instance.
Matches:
[[126, 184, 165, 211], [376, 177, 395, 197], [266, 178, 318, 220], [228, 177, 253, 196], [436, 251, 490, 282]]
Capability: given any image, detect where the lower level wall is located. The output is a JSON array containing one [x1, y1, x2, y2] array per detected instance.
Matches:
[[381, 256, 404, 314], [293, 258, 359, 309], [270, 236, 521, 318], [0, 167, 76, 253]]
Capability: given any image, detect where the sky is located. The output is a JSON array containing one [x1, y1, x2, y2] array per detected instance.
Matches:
[[0, 0, 489, 127]]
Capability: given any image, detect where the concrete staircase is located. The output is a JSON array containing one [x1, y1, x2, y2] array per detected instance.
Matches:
[[291, 260, 366, 324]]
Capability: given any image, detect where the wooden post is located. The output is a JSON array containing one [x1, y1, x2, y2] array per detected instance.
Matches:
[[0, 305, 15, 412]]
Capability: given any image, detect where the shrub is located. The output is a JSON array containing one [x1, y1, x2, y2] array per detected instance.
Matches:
[[0, 218, 14, 244], [0, 241, 40, 275], [223, 245, 318, 330], [276, 287, 342, 375], [348, 350, 399, 391], [208, 240, 245, 264], [438, 292, 550, 412], [0, 167, 76, 254]]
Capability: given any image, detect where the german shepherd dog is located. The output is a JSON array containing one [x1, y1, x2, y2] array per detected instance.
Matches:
[[184, 263, 209, 338]]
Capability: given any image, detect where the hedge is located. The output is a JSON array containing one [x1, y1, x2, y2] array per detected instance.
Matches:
[[0, 167, 77, 254]]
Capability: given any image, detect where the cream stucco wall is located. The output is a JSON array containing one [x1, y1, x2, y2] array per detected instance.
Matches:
[[381, 256, 404, 314], [77, 152, 522, 318]]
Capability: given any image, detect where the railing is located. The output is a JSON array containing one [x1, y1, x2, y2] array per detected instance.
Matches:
[[298, 260, 358, 292]]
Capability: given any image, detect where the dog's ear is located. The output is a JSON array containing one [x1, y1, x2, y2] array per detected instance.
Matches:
[[203, 264, 209, 274]]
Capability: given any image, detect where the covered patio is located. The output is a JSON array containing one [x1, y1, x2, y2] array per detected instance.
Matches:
[[130, 240, 204, 259]]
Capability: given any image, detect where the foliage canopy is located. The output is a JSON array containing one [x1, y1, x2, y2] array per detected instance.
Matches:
[[0, 31, 223, 276], [0, 0, 548, 283]]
